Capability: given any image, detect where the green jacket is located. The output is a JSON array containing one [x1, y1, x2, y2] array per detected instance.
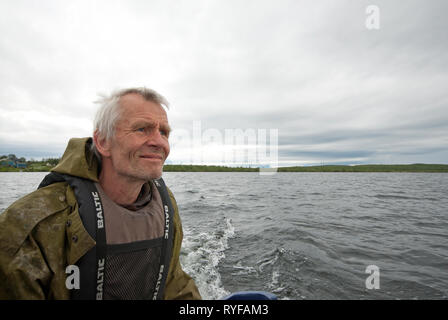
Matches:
[[0, 137, 201, 300]]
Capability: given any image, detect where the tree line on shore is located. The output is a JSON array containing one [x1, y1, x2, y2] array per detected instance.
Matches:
[[1, 155, 447, 172]]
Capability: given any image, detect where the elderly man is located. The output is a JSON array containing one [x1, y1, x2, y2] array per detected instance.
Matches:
[[0, 87, 202, 300]]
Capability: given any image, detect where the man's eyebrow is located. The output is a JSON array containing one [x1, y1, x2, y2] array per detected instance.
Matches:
[[132, 120, 171, 133], [160, 123, 172, 133]]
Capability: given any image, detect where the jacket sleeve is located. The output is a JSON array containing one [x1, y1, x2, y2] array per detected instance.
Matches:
[[0, 183, 71, 300], [0, 233, 51, 299], [0, 200, 55, 299], [163, 189, 202, 300]]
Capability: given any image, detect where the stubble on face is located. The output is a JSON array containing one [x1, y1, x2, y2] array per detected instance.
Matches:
[[109, 94, 170, 183]]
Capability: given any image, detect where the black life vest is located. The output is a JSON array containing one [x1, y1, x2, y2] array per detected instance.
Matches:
[[38, 172, 174, 300]]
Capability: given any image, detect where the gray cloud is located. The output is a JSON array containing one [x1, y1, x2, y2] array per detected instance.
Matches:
[[0, 0, 447, 165]]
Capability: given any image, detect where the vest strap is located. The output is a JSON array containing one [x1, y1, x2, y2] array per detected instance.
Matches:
[[152, 178, 175, 300], [39, 172, 106, 300], [38, 172, 174, 300]]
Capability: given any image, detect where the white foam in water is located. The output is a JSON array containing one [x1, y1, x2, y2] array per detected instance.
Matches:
[[231, 262, 258, 276], [180, 218, 235, 300], [258, 248, 288, 296], [270, 268, 285, 294], [256, 247, 284, 272]]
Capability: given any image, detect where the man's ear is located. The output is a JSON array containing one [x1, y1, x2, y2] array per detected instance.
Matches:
[[93, 131, 112, 158]]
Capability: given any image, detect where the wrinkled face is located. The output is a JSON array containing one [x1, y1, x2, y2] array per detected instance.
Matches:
[[106, 93, 171, 181]]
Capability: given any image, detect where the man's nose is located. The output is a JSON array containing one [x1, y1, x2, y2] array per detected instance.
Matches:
[[145, 128, 169, 150]]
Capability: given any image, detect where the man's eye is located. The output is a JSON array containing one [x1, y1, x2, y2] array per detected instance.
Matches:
[[160, 130, 168, 137], [136, 127, 145, 132]]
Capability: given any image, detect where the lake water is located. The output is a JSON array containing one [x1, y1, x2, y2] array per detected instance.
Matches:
[[1, 171, 447, 300]]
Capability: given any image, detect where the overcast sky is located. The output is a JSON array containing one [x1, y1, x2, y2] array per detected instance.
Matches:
[[0, 0, 447, 166]]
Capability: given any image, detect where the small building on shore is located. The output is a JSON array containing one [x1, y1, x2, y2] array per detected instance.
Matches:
[[0, 158, 27, 169], [16, 162, 27, 169]]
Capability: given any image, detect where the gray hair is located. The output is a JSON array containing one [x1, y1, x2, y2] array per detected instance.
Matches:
[[91, 87, 169, 162]]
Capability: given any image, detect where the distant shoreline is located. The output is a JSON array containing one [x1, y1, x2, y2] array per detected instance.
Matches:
[[1, 163, 447, 173]]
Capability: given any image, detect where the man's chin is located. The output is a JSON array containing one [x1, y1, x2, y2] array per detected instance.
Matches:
[[150, 171, 163, 180], [140, 166, 163, 181], [121, 167, 162, 182], [140, 171, 162, 181]]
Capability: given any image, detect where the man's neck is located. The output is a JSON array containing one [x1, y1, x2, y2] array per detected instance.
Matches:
[[98, 169, 144, 206]]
